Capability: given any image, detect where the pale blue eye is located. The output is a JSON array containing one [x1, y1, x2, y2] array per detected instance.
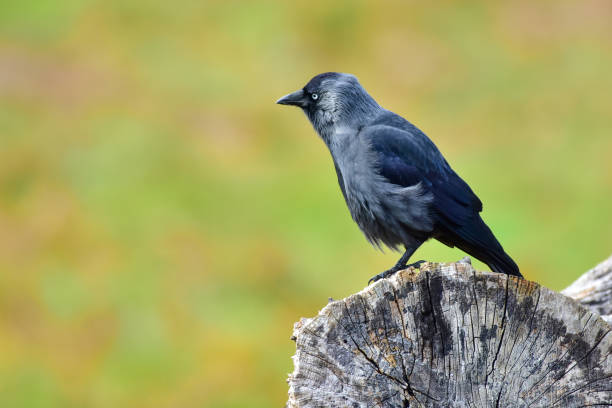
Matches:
[[311, 93, 318, 100]]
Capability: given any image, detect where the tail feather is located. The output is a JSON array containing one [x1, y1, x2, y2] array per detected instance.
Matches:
[[480, 248, 521, 277], [437, 214, 522, 277], [455, 238, 522, 277]]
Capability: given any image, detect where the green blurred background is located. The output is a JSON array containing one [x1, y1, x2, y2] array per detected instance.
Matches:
[[1, 0, 611, 406]]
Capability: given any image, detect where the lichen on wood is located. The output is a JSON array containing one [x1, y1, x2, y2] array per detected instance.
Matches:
[[287, 261, 612, 407]]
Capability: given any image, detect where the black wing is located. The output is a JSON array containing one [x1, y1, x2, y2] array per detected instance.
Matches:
[[364, 114, 482, 225], [363, 114, 521, 277]]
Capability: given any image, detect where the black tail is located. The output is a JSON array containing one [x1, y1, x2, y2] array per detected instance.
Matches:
[[437, 215, 522, 278], [477, 246, 521, 277]]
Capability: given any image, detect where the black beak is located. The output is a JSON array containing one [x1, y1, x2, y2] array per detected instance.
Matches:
[[276, 89, 307, 107]]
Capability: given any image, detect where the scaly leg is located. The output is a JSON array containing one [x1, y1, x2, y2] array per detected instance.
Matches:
[[368, 244, 424, 284]]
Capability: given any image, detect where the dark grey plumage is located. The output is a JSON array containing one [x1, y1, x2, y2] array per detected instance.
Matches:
[[277, 72, 521, 281]]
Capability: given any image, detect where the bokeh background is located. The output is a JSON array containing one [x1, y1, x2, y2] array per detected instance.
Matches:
[[1, 0, 611, 406]]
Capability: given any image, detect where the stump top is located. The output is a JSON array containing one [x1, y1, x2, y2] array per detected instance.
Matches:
[[288, 262, 612, 407]]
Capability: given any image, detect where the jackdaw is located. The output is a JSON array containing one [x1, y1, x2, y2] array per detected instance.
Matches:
[[277, 72, 521, 282]]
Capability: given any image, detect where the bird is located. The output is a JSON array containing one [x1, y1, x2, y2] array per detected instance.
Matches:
[[277, 72, 521, 283]]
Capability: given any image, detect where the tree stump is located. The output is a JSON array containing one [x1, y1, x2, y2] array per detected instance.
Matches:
[[563, 255, 612, 325], [287, 259, 612, 407]]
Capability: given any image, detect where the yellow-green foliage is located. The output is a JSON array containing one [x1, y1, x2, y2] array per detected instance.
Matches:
[[0, 1, 611, 407]]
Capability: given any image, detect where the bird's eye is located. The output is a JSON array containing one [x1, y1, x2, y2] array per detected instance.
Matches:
[[311, 93, 318, 100]]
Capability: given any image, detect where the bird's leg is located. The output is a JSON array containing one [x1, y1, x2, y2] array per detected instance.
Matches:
[[368, 245, 424, 284]]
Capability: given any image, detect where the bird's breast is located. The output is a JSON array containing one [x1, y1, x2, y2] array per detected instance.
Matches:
[[328, 133, 435, 246], [329, 134, 379, 209]]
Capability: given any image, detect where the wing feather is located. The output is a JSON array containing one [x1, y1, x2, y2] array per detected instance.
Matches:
[[363, 112, 482, 229]]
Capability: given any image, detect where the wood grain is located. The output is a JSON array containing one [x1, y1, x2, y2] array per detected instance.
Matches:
[[563, 255, 612, 324], [287, 261, 612, 407]]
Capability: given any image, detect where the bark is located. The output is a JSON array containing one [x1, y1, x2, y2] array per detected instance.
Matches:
[[287, 258, 612, 407]]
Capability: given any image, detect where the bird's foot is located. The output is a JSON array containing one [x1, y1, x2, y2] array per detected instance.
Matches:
[[368, 267, 400, 284], [406, 260, 426, 270], [368, 260, 426, 284]]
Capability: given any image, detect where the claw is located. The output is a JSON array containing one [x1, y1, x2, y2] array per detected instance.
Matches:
[[368, 260, 426, 284], [406, 260, 426, 269], [368, 268, 397, 284]]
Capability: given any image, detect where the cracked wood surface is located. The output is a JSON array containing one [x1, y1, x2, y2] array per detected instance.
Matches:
[[287, 261, 612, 407], [563, 255, 612, 324]]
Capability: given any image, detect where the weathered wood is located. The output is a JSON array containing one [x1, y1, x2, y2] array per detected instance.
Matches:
[[563, 255, 612, 324], [287, 260, 612, 407]]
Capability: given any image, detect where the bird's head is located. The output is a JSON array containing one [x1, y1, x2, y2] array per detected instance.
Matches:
[[277, 72, 380, 141]]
